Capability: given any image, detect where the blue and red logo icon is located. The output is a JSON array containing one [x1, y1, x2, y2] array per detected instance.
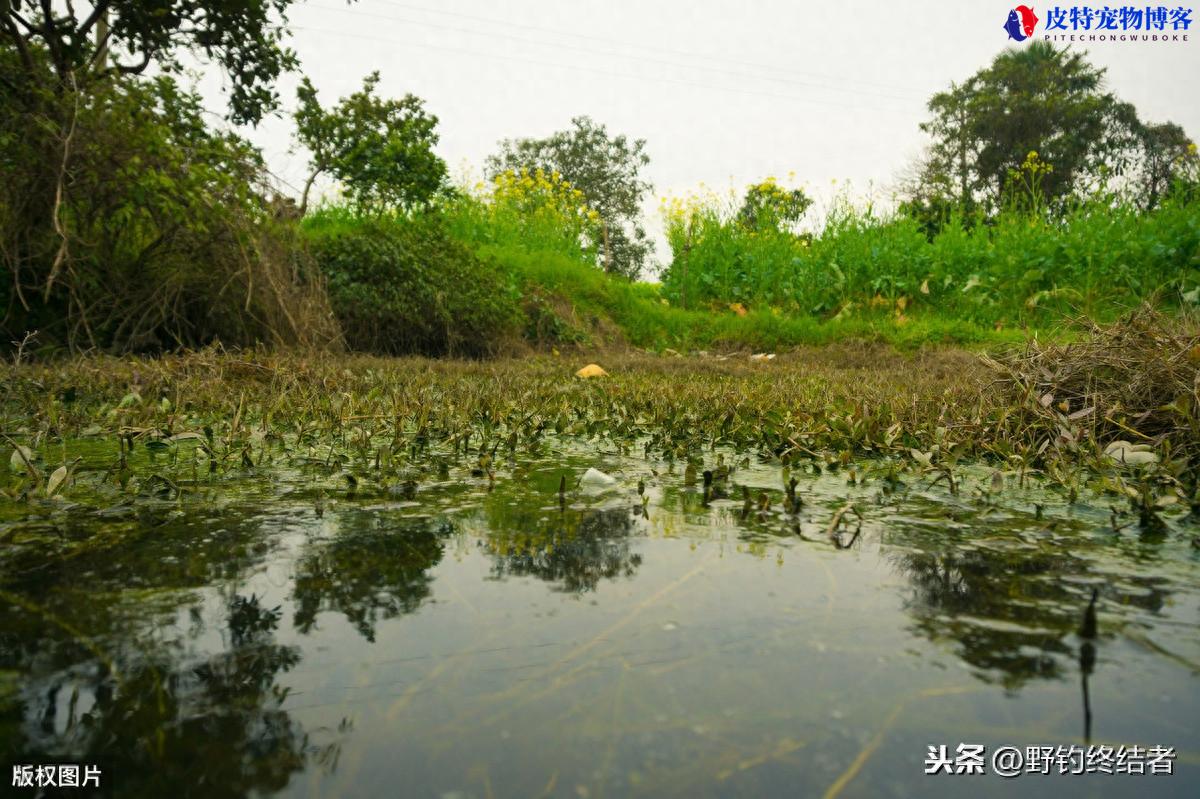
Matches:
[[1004, 5, 1040, 39]]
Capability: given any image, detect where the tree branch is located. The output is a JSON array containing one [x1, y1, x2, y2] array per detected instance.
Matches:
[[39, 0, 69, 80], [113, 50, 152, 76], [74, 0, 111, 40], [0, 12, 38, 81], [299, 166, 324, 216], [43, 72, 80, 302]]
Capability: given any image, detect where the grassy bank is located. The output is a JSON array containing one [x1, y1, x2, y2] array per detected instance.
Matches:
[[296, 172, 1197, 356], [4, 311, 1193, 505], [487, 246, 1033, 351]]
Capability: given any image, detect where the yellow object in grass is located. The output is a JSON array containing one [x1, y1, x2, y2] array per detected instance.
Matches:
[[575, 364, 608, 378]]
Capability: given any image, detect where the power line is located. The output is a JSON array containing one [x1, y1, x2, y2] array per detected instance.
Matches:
[[289, 24, 923, 116], [305, 1, 930, 105], [369, 0, 932, 99]]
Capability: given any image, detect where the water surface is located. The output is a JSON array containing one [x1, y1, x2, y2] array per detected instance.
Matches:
[[1, 439, 1197, 797]]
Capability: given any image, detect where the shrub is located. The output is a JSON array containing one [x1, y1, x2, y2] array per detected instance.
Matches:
[[1, 69, 340, 352], [440, 168, 602, 265], [303, 208, 523, 356]]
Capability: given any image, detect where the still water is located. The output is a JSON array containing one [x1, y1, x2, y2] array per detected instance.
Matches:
[[1, 440, 1197, 797]]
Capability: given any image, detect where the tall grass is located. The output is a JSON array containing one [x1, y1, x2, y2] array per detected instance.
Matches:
[[661, 189, 1200, 327], [435, 177, 1019, 349], [307, 169, 1183, 353]]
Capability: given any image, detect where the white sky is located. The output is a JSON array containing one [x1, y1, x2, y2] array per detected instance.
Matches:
[[198, 0, 1200, 267]]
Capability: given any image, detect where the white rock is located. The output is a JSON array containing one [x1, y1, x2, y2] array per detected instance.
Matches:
[[1104, 441, 1159, 466], [580, 467, 617, 490]]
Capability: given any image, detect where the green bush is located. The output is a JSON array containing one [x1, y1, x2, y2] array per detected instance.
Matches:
[[303, 208, 523, 356], [1, 69, 339, 352]]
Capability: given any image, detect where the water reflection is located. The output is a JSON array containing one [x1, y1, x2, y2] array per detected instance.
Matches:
[[889, 509, 1174, 690], [894, 546, 1080, 684], [482, 505, 643, 592], [291, 513, 452, 642], [0, 503, 278, 593], [1, 451, 1197, 797], [0, 593, 311, 799]]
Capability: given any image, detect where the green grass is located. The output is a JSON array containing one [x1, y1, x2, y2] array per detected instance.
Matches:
[[303, 183, 1200, 355], [661, 192, 1200, 329], [492, 245, 1030, 350]]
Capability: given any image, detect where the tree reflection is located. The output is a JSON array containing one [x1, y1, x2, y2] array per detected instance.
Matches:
[[485, 505, 643, 593], [891, 528, 1171, 689], [895, 547, 1079, 684], [291, 513, 452, 641], [0, 593, 312, 798]]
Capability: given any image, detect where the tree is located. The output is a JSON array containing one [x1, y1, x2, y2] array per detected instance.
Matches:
[[916, 41, 1145, 214], [0, 0, 300, 125], [1134, 122, 1199, 210], [487, 116, 653, 279], [294, 72, 447, 214], [1, 73, 338, 350]]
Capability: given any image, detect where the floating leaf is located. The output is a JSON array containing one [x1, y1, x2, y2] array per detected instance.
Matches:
[[9, 446, 35, 473], [45, 465, 69, 497]]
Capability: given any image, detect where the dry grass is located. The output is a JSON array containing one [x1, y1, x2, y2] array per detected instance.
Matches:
[[985, 306, 1199, 463]]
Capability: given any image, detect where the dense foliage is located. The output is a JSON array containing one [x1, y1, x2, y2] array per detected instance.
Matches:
[[907, 40, 1197, 221], [1, 23, 1196, 358], [0, 0, 298, 125], [0, 68, 337, 351], [441, 167, 602, 264], [303, 208, 522, 357], [661, 181, 1200, 325]]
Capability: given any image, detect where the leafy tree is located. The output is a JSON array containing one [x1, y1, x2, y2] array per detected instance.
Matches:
[[1134, 122, 1199, 209], [0, 0, 300, 124], [1, 70, 337, 350], [737, 179, 811, 231], [487, 116, 653, 279], [294, 72, 447, 214], [917, 41, 1144, 214]]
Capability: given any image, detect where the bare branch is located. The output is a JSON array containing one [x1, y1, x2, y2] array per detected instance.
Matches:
[[43, 72, 80, 301], [74, 0, 111, 40]]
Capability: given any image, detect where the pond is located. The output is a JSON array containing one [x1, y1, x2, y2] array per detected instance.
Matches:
[[1, 436, 1197, 797]]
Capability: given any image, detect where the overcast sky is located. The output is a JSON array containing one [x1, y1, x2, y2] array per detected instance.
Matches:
[[198, 0, 1199, 264]]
